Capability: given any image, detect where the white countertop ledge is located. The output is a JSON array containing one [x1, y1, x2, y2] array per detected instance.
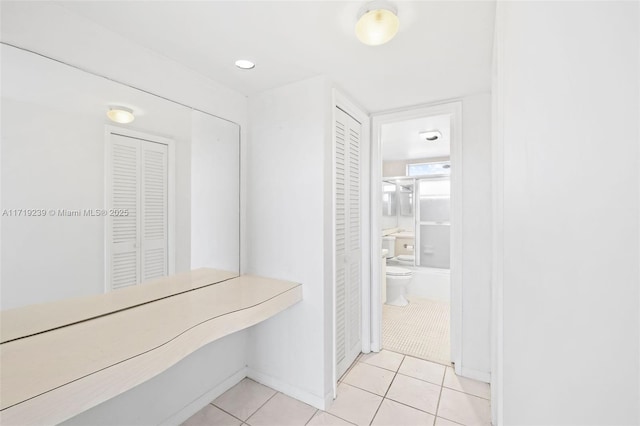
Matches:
[[0, 268, 239, 343], [0, 271, 302, 425]]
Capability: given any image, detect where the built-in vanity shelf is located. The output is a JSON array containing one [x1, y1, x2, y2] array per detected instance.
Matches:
[[0, 270, 302, 425], [0, 268, 239, 343]]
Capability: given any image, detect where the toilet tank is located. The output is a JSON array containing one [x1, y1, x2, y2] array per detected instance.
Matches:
[[382, 236, 396, 258]]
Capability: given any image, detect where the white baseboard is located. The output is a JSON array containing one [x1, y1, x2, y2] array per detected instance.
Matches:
[[460, 366, 491, 383], [160, 367, 248, 426], [323, 389, 334, 410], [247, 368, 329, 410]]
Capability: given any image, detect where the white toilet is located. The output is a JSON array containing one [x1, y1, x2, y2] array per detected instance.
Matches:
[[385, 266, 412, 306], [382, 236, 412, 306]]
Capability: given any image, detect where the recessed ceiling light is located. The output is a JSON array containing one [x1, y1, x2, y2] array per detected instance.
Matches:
[[235, 59, 255, 70], [419, 130, 442, 142], [107, 106, 135, 124]]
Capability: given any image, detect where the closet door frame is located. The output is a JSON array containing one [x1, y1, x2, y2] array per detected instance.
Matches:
[[104, 125, 176, 292], [332, 90, 370, 397]]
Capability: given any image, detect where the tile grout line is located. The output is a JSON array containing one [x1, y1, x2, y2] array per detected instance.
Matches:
[[329, 412, 359, 425], [381, 356, 445, 419], [323, 385, 364, 426], [331, 355, 374, 426], [366, 348, 453, 370], [380, 346, 455, 370], [444, 385, 491, 401], [243, 388, 279, 425], [433, 364, 448, 424], [382, 396, 440, 417], [210, 403, 245, 424], [303, 409, 319, 426], [339, 353, 364, 383], [327, 411, 359, 426], [367, 355, 406, 426], [394, 370, 448, 387]]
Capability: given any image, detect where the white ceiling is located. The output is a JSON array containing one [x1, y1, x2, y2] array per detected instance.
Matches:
[[382, 114, 450, 161], [40, 0, 496, 113]]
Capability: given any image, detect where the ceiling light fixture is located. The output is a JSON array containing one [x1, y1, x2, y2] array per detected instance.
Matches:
[[355, 1, 400, 46], [419, 130, 442, 142], [107, 106, 135, 124], [235, 59, 255, 70]]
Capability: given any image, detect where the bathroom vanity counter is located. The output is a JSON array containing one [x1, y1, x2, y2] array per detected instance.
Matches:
[[391, 231, 415, 238], [0, 272, 302, 425]]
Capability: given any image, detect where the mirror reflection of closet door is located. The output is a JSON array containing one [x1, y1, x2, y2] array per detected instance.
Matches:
[[106, 130, 171, 291]]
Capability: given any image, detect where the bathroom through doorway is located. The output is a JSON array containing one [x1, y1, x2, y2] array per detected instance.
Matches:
[[369, 101, 463, 372]]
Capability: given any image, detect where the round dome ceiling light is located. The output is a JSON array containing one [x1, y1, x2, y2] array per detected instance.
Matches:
[[107, 106, 135, 124], [419, 130, 442, 142], [355, 1, 400, 46], [235, 59, 256, 70]]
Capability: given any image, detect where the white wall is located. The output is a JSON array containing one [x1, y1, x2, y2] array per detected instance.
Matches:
[[383, 156, 450, 177], [460, 93, 492, 378], [245, 76, 333, 409], [1, 98, 106, 307], [494, 2, 639, 424], [191, 111, 240, 273]]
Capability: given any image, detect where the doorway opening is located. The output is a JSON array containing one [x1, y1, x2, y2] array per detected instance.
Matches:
[[370, 101, 462, 371]]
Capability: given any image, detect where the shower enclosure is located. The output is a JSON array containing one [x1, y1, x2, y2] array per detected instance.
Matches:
[[416, 177, 450, 269], [382, 163, 451, 270]]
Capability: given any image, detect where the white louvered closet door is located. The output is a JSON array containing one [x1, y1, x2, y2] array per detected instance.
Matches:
[[108, 133, 168, 290], [140, 141, 168, 282], [109, 134, 141, 290], [335, 107, 362, 380]]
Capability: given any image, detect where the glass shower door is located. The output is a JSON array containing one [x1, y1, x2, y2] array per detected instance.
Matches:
[[417, 178, 450, 269]]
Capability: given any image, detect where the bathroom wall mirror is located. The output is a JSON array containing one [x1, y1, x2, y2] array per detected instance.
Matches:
[[382, 181, 398, 230], [0, 44, 241, 312], [398, 181, 414, 217]]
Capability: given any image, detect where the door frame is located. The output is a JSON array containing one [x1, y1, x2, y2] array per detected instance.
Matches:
[[369, 100, 463, 373], [104, 125, 176, 292]]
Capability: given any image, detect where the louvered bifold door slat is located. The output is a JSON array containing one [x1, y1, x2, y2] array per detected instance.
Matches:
[[335, 107, 363, 380], [109, 135, 141, 290], [347, 120, 362, 353], [335, 108, 348, 370], [141, 141, 168, 283]]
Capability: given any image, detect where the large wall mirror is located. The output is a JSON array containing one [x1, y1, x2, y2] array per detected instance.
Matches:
[[1, 44, 240, 312]]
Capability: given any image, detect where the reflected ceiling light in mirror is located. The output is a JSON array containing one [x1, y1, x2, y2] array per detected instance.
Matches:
[[355, 1, 399, 46], [107, 106, 135, 124], [235, 59, 255, 69], [419, 130, 442, 142]]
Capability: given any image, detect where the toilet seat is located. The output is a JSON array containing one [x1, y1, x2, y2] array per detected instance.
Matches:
[[386, 266, 412, 277], [396, 254, 414, 263]]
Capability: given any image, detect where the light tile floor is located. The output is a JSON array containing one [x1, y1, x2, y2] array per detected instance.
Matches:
[[182, 350, 490, 426]]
